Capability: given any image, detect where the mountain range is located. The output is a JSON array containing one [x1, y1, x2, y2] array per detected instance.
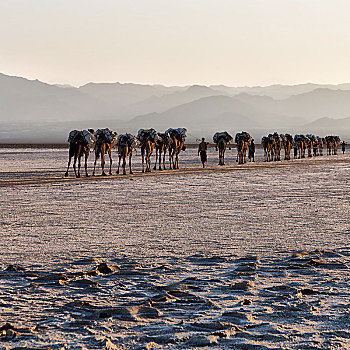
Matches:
[[1, 73, 350, 142]]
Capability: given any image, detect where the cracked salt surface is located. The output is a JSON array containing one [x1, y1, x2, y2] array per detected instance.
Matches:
[[0, 147, 350, 349]]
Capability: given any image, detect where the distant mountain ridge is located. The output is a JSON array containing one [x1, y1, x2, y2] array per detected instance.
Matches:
[[1, 73, 350, 142]]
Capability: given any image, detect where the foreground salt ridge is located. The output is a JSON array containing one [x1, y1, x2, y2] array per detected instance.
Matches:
[[1, 249, 349, 349]]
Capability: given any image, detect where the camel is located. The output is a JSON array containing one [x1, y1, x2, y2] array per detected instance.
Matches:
[[305, 134, 315, 157], [248, 139, 255, 162], [137, 129, 157, 173], [213, 131, 233, 165], [325, 136, 341, 155], [116, 134, 137, 175], [153, 132, 171, 170], [334, 136, 340, 155], [166, 128, 187, 169], [312, 135, 324, 157], [313, 137, 320, 156], [235, 131, 251, 164], [325, 136, 333, 155], [294, 134, 306, 159], [65, 129, 95, 178], [261, 135, 274, 162], [318, 137, 325, 156], [280, 134, 293, 160], [272, 132, 282, 161], [92, 128, 117, 176]]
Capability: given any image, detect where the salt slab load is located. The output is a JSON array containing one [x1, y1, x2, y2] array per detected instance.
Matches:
[[165, 128, 187, 141], [213, 131, 233, 143], [95, 128, 117, 143]]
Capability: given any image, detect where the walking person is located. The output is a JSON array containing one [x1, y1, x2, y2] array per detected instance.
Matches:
[[198, 137, 208, 168], [342, 141, 346, 154]]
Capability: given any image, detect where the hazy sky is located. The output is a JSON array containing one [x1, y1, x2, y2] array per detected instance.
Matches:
[[2, 0, 350, 87]]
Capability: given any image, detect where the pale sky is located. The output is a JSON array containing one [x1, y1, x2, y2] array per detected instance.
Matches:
[[1, 0, 350, 87]]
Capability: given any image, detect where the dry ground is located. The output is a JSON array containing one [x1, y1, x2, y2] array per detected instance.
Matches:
[[0, 147, 349, 349]]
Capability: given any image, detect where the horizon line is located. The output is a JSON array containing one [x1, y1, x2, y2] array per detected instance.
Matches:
[[2, 71, 350, 90]]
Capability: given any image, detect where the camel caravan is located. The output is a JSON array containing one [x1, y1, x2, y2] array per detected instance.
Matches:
[[65, 127, 341, 177], [65, 127, 187, 177]]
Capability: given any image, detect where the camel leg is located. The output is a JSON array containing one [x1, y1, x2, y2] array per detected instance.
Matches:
[[73, 155, 79, 178], [84, 153, 89, 177], [108, 150, 113, 175], [101, 153, 107, 176], [77, 156, 82, 178], [162, 150, 166, 170], [129, 153, 133, 174], [116, 155, 121, 174], [146, 152, 151, 172], [176, 151, 180, 169], [65, 155, 72, 177], [169, 151, 173, 170], [92, 155, 97, 176], [122, 156, 127, 175], [153, 148, 158, 170], [141, 148, 145, 173]]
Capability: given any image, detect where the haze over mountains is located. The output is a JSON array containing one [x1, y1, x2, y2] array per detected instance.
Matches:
[[1, 73, 350, 142]]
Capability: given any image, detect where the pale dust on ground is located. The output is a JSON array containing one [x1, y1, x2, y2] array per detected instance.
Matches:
[[0, 147, 349, 349]]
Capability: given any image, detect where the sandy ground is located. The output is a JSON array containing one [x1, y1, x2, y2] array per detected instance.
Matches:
[[0, 147, 350, 349]]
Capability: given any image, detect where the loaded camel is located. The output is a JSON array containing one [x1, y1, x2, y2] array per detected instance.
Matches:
[[305, 134, 315, 157], [325, 135, 340, 155], [235, 131, 251, 164], [65, 129, 95, 178], [116, 134, 137, 175], [92, 128, 117, 176], [280, 133, 294, 160], [154, 132, 171, 170], [318, 137, 325, 156], [166, 128, 187, 169], [137, 129, 156, 173], [294, 135, 306, 159], [261, 135, 274, 162], [272, 132, 282, 161], [213, 131, 233, 165]]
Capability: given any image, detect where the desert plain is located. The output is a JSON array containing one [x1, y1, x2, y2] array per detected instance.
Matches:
[[0, 146, 349, 349]]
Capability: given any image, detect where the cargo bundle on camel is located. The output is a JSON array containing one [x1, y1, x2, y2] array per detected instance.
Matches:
[[213, 131, 233, 166], [92, 128, 117, 176], [65, 129, 95, 178], [137, 128, 157, 173], [165, 128, 187, 169]]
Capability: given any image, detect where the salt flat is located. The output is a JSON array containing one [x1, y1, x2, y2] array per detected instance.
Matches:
[[0, 148, 349, 349]]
